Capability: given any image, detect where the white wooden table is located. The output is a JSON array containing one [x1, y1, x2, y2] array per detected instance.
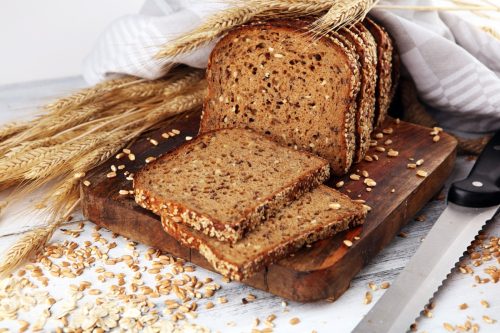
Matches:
[[0, 78, 498, 333]]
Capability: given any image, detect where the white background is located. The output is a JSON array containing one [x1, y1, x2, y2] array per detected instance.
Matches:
[[0, 0, 144, 86]]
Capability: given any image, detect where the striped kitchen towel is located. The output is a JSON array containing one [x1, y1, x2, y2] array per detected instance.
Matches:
[[82, 0, 500, 132]]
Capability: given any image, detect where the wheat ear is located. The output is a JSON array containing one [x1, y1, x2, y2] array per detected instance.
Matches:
[[0, 198, 80, 277]]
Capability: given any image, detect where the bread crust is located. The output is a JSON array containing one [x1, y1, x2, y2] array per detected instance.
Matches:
[[134, 128, 330, 243], [161, 185, 366, 281], [200, 19, 360, 175]]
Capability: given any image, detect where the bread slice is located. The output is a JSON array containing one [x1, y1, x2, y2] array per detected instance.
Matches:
[[161, 185, 366, 281], [363, 17, 394, 127], [200, 19, 360, 176], [134, 128, 330, 243], [339, 25, 378, 163]]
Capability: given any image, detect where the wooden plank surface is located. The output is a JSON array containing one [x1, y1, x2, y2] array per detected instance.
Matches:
[[80, 109, 457, 302]]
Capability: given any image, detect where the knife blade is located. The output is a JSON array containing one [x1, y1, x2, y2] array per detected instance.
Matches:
[[353, 131, 500, 333]]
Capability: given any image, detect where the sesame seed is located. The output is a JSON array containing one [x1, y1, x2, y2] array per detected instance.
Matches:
[[111, 165, 117, 172], [350, 174, 361, 181], [74, 172, 86, 179], [335, 181, 344, 188], [289, 317, 300, 325], [364, 155, 373, 162], [416, 159, 424, 166], [185, 136, 193, 141], [459, 303, 468, 310], [433, 135, 441, 142], [274, 53, 284, 58], [382, 128, 394, 134], [329, 203, 341, 210], [343, 240, 353, 247], [380, 282, 390, 289], [407, 163, 417, 169], [83, 180, 91, 187], [119, 190, 129, 195], [115, 152, 125, 159], [384, 139, 393, 145], [123, 148, 131, 154], [375, 133, 384, 139], [362, 170, 369, 178], [387, 150, 399, 157], [145, 157, 156, 163], [150, 139, 158, 146], [118, 164, 125, 170], [375, 147, 386, 152], [161, 132, 170, 139], [107, 172, 117, 178], [128, 154, 136, 161], [368, 282, 378, 291], [171, 129, 180, 135]]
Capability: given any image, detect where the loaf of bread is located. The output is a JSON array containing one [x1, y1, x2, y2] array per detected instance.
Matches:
[[134, 128, 330, 243], [162, 185, 366, 280], [200, 20, 361, 175]]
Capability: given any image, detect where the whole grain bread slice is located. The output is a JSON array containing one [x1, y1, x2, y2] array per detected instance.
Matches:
[[339, 25, 378, 163], [363, 17, 394, 127], [162, 185, 366, 281], [134, 128, 330, 243], [200, 19, 360, 175]]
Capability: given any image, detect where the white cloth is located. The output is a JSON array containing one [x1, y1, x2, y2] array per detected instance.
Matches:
[[83, 0, 500, 132]]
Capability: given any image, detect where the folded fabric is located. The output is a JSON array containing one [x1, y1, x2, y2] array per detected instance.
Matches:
[[82, 0, 500, 132]]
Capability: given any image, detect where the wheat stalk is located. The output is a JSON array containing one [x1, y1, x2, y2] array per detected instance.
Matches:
[[0, 198, 80, 277], [156, 0, 377, 59]]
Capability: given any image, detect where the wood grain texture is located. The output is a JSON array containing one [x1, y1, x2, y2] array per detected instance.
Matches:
[[80, 110, 457, 302]]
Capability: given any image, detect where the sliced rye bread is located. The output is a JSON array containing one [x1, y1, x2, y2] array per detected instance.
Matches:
[[339, 25, 378, 163], [161, 185, 366, 281], [363, 17, 394, 127], [134, 128, 330, 244], [200, 19, 360, 176]]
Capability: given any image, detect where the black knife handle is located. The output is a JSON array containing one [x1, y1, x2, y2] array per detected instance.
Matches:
[[448, 131, 500, 207]]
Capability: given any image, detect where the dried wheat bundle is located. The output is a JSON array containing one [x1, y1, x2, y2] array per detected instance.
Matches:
[[0, 66, 207, 275], [156, 0, 378, 59], [156, 0, 499, 59]]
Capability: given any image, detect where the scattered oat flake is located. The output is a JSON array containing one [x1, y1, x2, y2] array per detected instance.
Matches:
[[417, 170, 428, 178], [480, 300, 490, 308], [380, 282, 390, 289], [364, 291, 372, 304], [443, 322, 454, 331]]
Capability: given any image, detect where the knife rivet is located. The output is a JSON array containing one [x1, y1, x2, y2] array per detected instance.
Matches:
[[472, 181, 483, 187]]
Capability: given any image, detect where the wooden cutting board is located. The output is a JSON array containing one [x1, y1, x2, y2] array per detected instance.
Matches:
[[80, 109, 457, 302]]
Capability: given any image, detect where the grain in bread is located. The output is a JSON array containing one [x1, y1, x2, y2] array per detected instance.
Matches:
[[162, 185, 366, 280], [200, 20, 360, 175], [134, 128, 330, 243]]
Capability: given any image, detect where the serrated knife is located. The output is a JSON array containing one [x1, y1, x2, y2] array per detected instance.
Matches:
[[353, 131, 500, 333]]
